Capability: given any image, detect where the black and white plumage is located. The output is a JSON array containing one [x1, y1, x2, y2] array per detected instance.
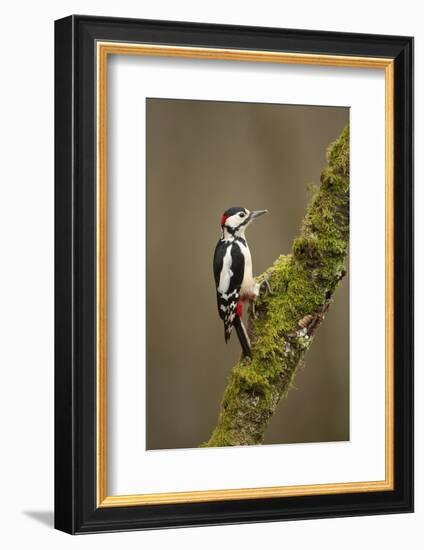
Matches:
[[213, 206, 268, 357]]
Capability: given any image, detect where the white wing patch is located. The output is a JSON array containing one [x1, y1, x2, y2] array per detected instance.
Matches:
[[218, 244, 233, 295]]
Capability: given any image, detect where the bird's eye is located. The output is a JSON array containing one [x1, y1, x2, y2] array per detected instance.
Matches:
[[239, 212, 245, 217]]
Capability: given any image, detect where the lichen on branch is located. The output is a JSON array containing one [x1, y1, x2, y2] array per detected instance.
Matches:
[[204, 124, 350, 447]]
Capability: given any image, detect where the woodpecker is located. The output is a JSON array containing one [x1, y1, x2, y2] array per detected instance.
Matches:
[[213, 206, 268, 357]]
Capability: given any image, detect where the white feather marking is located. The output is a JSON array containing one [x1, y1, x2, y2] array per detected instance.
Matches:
[[218, 244, 233, 294]]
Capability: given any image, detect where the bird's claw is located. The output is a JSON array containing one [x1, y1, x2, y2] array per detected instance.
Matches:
[[250, 276, 273, 319], [259, 275, 273, 296]]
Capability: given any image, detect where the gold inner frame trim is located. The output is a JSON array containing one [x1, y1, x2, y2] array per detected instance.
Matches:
[[96, 41, 395, 508]]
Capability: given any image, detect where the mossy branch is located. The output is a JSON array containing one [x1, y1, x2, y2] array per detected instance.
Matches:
[[204, 124, 350, 447]]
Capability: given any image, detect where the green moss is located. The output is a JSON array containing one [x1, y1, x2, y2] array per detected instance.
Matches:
[[204, 124, 350, 447]]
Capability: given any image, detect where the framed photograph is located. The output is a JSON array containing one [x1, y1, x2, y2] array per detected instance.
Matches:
[[54, 15, 413, 534]]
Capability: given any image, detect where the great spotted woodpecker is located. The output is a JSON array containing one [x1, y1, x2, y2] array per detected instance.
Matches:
[[213, 206, 268, 357]]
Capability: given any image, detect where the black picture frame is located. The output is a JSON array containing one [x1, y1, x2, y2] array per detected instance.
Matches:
[[55, 15, 413, 534]]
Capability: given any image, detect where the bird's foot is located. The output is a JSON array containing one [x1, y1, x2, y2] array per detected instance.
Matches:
[[259, 274, 273, 296], [251, 300, 257, 319], [250, 276, 273, 319]]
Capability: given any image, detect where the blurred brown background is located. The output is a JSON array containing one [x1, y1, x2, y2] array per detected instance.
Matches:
[[146, 99, 349, 450]]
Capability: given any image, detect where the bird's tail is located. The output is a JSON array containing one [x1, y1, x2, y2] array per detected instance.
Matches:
[[233, 316, 252, 357]]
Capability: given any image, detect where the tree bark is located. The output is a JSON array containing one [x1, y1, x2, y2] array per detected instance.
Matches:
[[204, 124, 350, 447]]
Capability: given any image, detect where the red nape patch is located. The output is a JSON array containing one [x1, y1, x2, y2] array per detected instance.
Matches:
[[220, 214, 228, 227], [236, 302, 243, 317]]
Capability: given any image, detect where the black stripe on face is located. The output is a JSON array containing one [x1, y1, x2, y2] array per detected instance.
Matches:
[[225, 225, 236, 235], [237, 213, 251, 229]]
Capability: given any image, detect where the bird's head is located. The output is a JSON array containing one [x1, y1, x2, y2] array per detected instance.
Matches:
[[220, 206, 268, 238]]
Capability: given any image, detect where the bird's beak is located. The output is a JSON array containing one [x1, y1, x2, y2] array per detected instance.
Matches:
[[249, 209, 268, 221]]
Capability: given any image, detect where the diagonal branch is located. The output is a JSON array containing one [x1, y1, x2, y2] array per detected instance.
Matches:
[[204, 124, 350, 447]]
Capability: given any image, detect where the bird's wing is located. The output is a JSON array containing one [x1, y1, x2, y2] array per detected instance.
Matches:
[[213, 240, 244, 342]]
